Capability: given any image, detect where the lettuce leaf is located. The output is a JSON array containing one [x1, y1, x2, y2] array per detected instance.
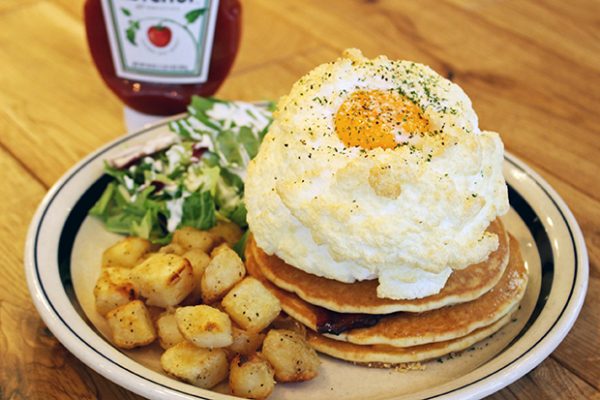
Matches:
[[180, 191, 216, 230]]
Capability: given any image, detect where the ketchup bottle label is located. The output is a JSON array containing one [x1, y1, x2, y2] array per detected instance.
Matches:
[[100, 0, 219, 84]]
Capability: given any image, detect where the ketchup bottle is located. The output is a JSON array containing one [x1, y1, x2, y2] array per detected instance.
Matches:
[[84, 0, 241, 115]]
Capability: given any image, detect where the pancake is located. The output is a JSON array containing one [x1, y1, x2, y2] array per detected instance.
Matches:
[[326, 235, 527, 347], [247, 219, 509, 314], [247, 235, 527, 348], [306, 311, 515, 366]]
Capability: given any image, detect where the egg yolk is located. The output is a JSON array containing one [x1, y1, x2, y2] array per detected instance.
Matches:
[[335, 89, 430, 150]]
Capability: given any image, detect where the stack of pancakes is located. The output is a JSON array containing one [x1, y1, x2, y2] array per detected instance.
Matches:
[[245, 219, 528, 366]]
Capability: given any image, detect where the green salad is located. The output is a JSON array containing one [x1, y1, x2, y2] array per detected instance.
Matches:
[[90, 97, 274, 244]]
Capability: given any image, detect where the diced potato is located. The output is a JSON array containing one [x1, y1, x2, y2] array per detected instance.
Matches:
[[181, 248, 211, 304], [229, 326, 265, 356], [132, 253, 194, 308], [229, 354, 275, 399], [106, 300, 156, 349], [161, 341, 228, 389], [94, 267, 138, 316], [102, 237, 151, 269], [173, 226, 214, 253], [211, 243, 231, 256], [262, 329, 320, 382], [159, 243, 186, 256], [209, 221, 243, 246], [222, 277, 281, 332], [201, 246, 246, 303], [156, 311, 185, 349], [175, 305, 233, 348], [183, 248, 211, 277]]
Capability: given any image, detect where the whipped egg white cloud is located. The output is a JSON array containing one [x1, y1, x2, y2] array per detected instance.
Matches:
[[245, 49, 509, 300]]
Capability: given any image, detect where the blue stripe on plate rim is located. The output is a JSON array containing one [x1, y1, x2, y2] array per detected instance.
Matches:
[[25, 120, 588, 400]]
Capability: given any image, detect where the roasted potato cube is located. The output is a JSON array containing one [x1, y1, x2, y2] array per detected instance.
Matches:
[[102, 237, 151, 269], [229, 326, 265, 356], [175, 305, 233, 348], [229, 354, 275, 399], [262, 329, 320, 382], [159, 243, 186, 256], [106, 300, 156, 349], [156, 311, 185, 349], [132, 253, 194, 308], [161, 341, 228, 389], [183, 248, 211, 277], [209, 221, 243, 246], [222, 277, 281, 332], [182, 248, 211, 303], [211, 243, 231, 256], [201, 246, 246, 303], [94, 267, 138, 316], [173, 226, 214, 253]]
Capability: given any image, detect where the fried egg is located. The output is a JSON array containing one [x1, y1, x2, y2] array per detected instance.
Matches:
[[245, 49, 509, 300]]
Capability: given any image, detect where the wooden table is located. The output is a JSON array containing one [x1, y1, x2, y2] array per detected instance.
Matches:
[[0, 0, 598, 398]]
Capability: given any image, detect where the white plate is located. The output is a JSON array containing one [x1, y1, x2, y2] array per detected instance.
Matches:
[[25, 119, 588, 400]]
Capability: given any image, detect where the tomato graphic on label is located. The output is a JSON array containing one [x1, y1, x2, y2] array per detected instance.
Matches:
[[120, 7, 207, 48], [147, 26, 172, 47]]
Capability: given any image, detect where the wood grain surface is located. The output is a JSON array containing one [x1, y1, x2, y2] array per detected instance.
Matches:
[[0, 0, 598, 399]]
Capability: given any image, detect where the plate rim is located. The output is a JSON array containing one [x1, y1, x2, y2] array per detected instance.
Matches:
[[427, 152, 589, 400], [24, 119, 589, 400]]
